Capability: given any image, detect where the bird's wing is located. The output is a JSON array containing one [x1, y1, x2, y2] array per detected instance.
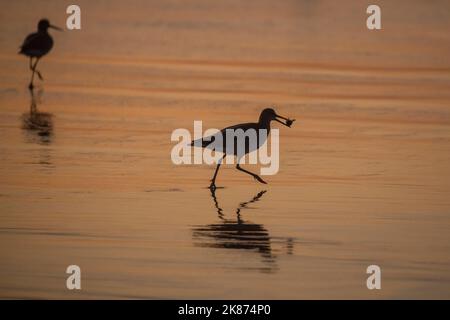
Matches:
[[191, 122, 258, 148], [191, 130, 223, 148], [19, 32, 40, 53]]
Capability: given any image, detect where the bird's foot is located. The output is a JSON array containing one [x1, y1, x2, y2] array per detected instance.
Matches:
[[254, 175, 268, 184]]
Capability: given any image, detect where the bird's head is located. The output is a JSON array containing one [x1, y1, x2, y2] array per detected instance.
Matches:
[[38, 19, 62, 32], [259, 107, 295, 127]]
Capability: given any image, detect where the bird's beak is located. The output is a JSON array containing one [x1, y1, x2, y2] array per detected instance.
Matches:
[[275, 114, 295, 127], [50, 24, 63, 31]]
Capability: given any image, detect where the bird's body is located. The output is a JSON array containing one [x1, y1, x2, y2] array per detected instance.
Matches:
[[193, 121, 270, 161], [192, 108, 295, 189], [19, 19, 61, 90], [19, 30, 54, 58]]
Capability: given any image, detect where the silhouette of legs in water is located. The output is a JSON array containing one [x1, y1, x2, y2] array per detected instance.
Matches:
[[209, 186, 225, 220], [236, 163, 267, 184], [210, 154, 226, 190], [235, 190, 267, 217], [29, 87, 37, 114], [202, 188, 293, 266], [28, 57, 43, 90], [199, 188, 276, 269], [209, 187, 267, 221], [22, 87, 53, 141]]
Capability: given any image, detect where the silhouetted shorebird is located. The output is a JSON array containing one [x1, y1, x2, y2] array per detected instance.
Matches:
[[192, 108, 295, 189], [19, 19, 62, 90]]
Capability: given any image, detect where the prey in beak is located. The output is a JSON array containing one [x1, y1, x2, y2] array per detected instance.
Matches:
[[275, 114, 296, 127]]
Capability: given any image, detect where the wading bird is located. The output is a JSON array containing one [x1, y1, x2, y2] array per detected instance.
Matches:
[[19, 19, 62, 90], [191, 108, 295, 189]]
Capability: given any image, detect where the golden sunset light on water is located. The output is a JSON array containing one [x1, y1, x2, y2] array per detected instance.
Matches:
[[0, 0, 449, 301]]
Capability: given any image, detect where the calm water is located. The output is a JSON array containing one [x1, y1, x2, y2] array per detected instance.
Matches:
[[1, 0, 450, 299]]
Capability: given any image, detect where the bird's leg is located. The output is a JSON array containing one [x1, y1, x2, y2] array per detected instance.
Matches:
[[29, 87, 37, 114], [28, 57, 35, 90], [33, 58, 43, 80], [210, 155, 226, 189], [236, 163, 267, 184]]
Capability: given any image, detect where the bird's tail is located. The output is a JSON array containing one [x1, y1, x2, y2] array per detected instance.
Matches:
[[190, 138, 201, 147], [190, 137, 212, 148]]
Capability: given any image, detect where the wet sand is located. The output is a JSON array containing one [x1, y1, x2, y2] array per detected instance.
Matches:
[[0, 0, 450, 299]]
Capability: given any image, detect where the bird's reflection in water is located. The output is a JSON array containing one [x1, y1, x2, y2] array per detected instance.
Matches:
[[192, 189, 278, 273], [21, 88, 53, 145], [286, 237, 294, 255]]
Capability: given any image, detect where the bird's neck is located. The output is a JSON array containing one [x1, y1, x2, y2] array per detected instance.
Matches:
[[258, 118, 271, 131]]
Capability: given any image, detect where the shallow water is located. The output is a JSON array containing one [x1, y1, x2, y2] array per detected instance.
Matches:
[[1, 0, 450, 299]]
